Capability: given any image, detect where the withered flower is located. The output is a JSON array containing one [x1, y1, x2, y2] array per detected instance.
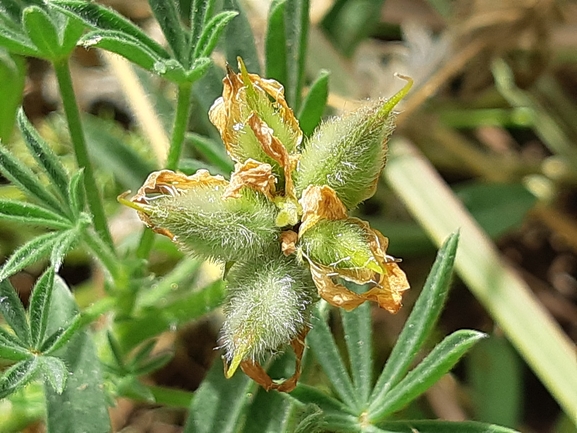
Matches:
[[122, 58, 412, 392]]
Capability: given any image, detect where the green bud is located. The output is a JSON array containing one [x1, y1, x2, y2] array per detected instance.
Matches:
[[299, 219, 380, 273], [220, 256, 317, 377], [294, 79, 412, 209], [146, 181, 279, 262]]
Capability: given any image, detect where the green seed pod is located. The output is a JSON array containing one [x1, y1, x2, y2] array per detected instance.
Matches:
[[294, 79, 412, 209], [130, 170, 280, 262], [220, 256, 317, 377], [299, 219, 380, 273]]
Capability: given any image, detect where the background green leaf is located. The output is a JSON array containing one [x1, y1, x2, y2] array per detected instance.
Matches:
[[284, 0, 309, 110], [307, 303, 360, 413], [185, 356, 255, 433], [44, 276, 111, 433], [265, 0, 287, 85], [0, 49, 25, 142], [298, 69, 330, 136], [340, 302, 372, 406], [222, 0, 260, 73], [467, 337, 522, 428]]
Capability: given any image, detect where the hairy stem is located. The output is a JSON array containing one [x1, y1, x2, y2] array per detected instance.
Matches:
[[52, 59, 114, 249], [165, 83, 193, 170]]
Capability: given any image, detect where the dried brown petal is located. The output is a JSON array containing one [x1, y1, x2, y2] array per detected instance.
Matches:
[[208, 59, 302, 165], [299, 185, 348, 236], [239, 327, 309, 392], [223, 159, 276, 200], [280, 230, 298, 256], [303, 218, 409, 313], [247, 114, 298, 198]]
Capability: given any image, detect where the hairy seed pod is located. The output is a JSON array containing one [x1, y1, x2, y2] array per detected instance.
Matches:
[[141, 174, 280, 262], [299, 219, 380, 273], [294, 79, 412, 209], [220, 256, 317, 377]]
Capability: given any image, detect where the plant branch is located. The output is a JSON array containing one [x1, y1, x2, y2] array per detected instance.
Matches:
[[165, 83, 193, 170], [52, 59, 114, 249]]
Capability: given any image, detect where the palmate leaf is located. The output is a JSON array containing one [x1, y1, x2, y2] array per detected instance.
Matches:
[[0, 230, 68, 281], [80, 29, 168, 74], [184, 356, 255, 433], [0, 199, 72, 229], [193, 11, 238, 59], [148, 0, 187, 64], [0, 357, 40, 399], [0, 278, 30, 346], [368, 330, 486, 421], [376, 420, 519, 433], [369, 232, 460, 405], [0, 144, 65, 215], [38, 355, 68, 394], [307, 303, 361, 413], [189, 0, 213, 50], [44, 276, 111, 432], [67, 168, 85, 217], [0, 327, 30, 361], [17, 108, 70, 208], [28, 266, 56, 349], [22, 6, 61, 60], [0, 14, 39, 57], [50, 0, 170, 59]]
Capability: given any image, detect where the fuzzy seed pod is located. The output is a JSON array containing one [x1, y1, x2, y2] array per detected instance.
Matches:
[[298, 219, 380, 273], [295, 78, 412, 209], [127, 170, 279, 262], [220, 256, 317, 378]]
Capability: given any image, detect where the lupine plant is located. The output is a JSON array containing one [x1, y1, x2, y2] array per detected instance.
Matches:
[[0, 0, 521, 432]]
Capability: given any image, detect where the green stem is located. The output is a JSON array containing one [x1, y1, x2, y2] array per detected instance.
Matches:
[[136, 228, 155, 260], [82, 228, 123, 284], [135, 83, 192, 260], [52, 59, 114, 249], [165, 83, 193, 170], [146, 384, 194, 408]]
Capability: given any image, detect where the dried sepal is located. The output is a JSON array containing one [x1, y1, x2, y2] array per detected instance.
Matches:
[[247, 114, 298, 198], [299, 185, 347, 235], [238, 327, 309, 392], [280, 230, 298, 256], [237, 58, 302, 154], [208, 58, 302, 167], [223, 159, 276, 200], [307, 254, 408, 313]]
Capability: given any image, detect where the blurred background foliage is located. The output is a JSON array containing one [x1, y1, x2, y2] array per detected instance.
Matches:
[[1, 0, 576, 431]]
